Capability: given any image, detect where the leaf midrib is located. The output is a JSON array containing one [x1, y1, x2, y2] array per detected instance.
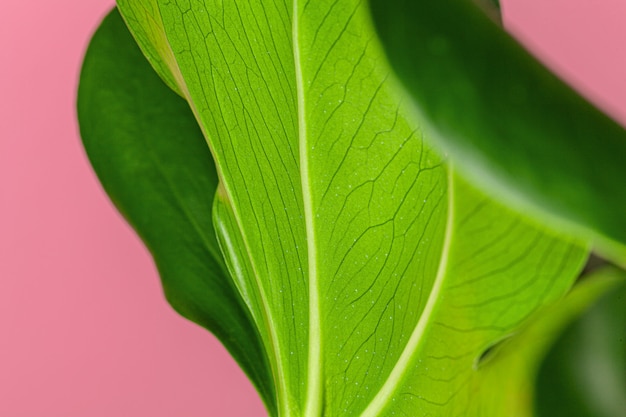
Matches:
[[293, 0, 323, 415], [294, 4, 454, 415]]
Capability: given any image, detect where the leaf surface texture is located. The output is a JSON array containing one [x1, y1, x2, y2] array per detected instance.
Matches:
[[96, 1, 591, 415]]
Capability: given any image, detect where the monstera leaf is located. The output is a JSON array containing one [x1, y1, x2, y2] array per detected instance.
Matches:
[[77, 2, 600, 416]]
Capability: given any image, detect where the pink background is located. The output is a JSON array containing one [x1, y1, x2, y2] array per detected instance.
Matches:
[[1, 1, 624, 416]]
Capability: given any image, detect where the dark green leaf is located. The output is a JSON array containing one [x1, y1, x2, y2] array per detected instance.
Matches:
[[368, 0, 626, 262], [535, 278, 626, 417], [77, 8, 275, 413]]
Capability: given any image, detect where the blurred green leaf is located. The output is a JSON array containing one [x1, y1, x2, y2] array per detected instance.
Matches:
[[535, 275, 626, 417], [368, 0, 626, 263], [77, 8, 276, 413], [470, 266, 626, 417]]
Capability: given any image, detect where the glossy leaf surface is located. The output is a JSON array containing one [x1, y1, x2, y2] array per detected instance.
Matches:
[[77, 9, 275, 412], [87, 1, 592, 416], [368, 0, 626, 260]]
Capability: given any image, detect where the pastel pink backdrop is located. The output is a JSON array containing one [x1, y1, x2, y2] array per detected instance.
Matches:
[[1, 1, 624, 416]]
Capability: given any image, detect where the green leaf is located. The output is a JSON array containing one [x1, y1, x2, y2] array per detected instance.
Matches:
[[465, 266, 626, 417], [103, 1, 588, 415], [353, 173, 586, 417], [368, 0, 626, 262], [76, 8, 276, 413], [535, 273, 626, 417]]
